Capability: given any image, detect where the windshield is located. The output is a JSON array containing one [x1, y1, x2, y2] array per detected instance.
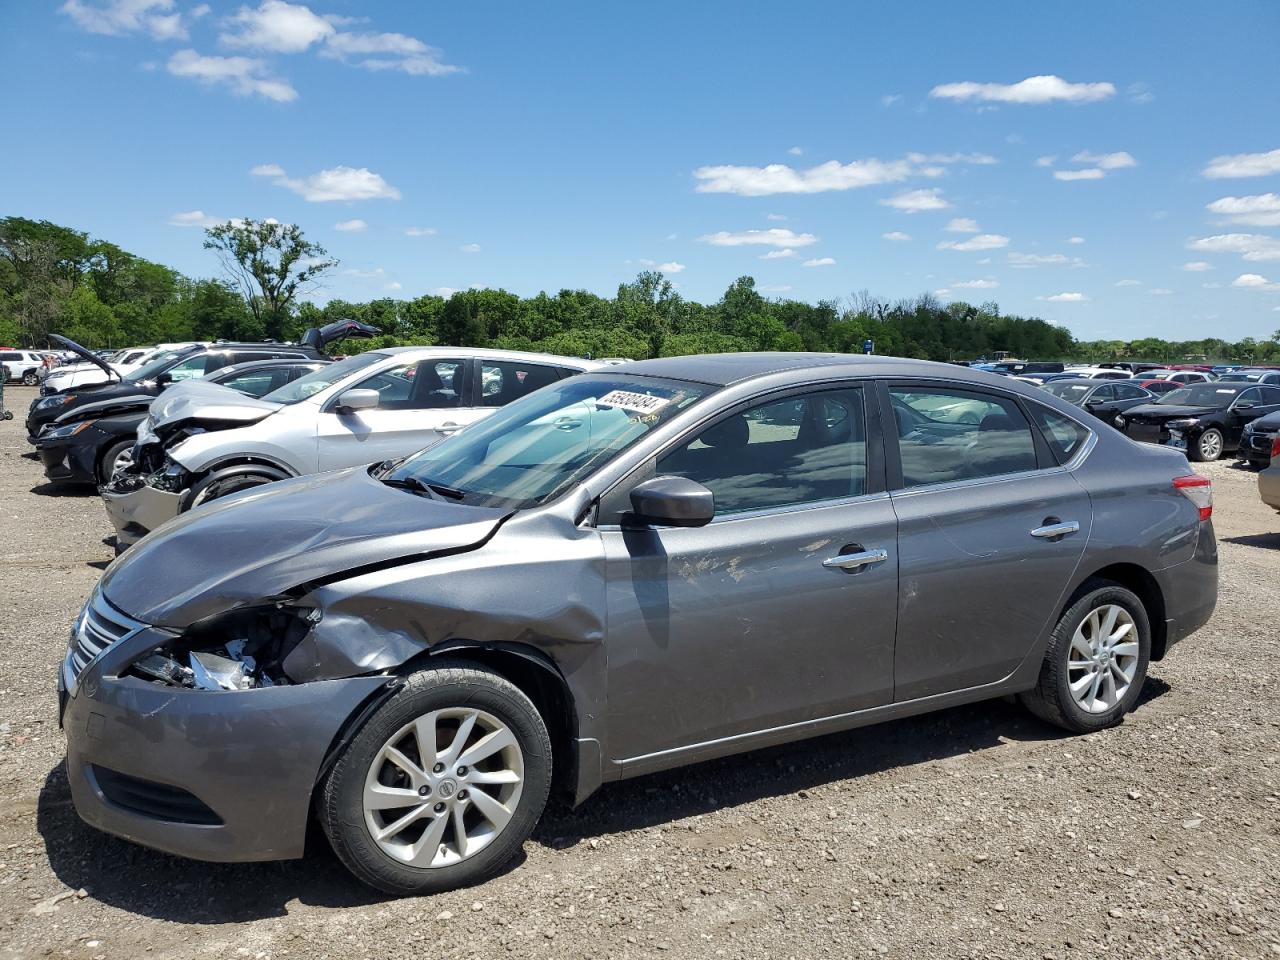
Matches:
[[261, 352, 384, 403], [1042, 382, 1093, 403], [125, 349, 192, 381], [387, 374, 714, 508], [1157, 384, 1243, 408]]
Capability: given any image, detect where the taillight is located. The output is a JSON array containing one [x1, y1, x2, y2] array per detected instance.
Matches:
[[1173, 475, 1212, 521], [1271, 436, 1280, 462]]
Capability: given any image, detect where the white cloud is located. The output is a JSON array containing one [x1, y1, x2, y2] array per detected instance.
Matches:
[[699, 228, 818, 248], [190, 4, 210, 17], [1037, 292, 1090, 302], [1181, 261, 1213, 272], [881, 231, 912, 242], [657, 261, 685, 274], [1149, 288, 1173, 295], [169, 210, 226, 228], [1035, 155, 1057, 167], [1114, 279, 1142, 287], [1072, 151, 1137, 170], [766, 213, 787, 221], [786, 146, 803, 156], [945, 217, 980, 233], [881, 188, 951, 213], [906, 152, 999, 166], [929, 75, 1115, 104], [167, 49, 297, 101], [60, 0, 187, 40], [1186, 233, 1280, 262], [324, 30, 461, 76], [433, 287, 458, 298], [1068, 236, 1085, 244], [759, 249, 796, 259], [334, 218, 367, 232], [343, 267, 385, 278], [404, 226, 437, 236], [1233, 273, 1280, 292], [802, 257, 836, 267], [694, 158, 913, 196], [1128, 82, 1154, 105], [385, 281, 402, 291], [758, 284, 792, 293], [221, 0, 334, 52], [1203, 148, 1280, 180], [1053, 168, 1105, 181], [256, 163, 401, 201], [460, 242, 481, 253], [880, 94, 902, 107], [1207, 193, 1280, 227], [937, 234, 1010, 252], [953, 279, 999, 289], [1007, 252, 1083, 267]]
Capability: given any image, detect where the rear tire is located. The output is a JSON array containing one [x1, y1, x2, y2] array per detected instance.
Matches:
[[319, 661, 552, 896], [1189, 427, 1223, 462], [23, 371, 38, 385], [1019, 580, 1151, 733]]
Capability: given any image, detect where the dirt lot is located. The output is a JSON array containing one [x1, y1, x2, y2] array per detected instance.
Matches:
[[1, 381, 1278, 960]]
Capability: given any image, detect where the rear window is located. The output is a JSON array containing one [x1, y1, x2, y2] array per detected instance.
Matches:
[[1027, 404, 1091, 464]]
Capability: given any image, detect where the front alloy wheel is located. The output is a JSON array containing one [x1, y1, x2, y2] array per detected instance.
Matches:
[[320, 660, 552, 895], [1191, 427, 1223, 462]]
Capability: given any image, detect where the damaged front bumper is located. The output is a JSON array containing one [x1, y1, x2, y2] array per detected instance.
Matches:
[[101, 475, 183, 551], [59, 593, 389, 862]]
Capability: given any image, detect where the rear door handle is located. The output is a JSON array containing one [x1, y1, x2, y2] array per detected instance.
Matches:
[[1030, 520, 1080, 539], [822, 548, 889, 571], [436, 421, 462, 436]]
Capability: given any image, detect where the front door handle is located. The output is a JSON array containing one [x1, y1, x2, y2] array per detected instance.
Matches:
[[822, 548, 889, 571], [1030, 520, 1080, 539], [436, 421, 462, 436]]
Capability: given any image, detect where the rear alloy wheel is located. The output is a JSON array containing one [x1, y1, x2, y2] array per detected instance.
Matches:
[[98, 440, 135, 485], [1019, 580, 1150, 733], [23, 371, 38, 385], [320, 661, 552, 895], [1190, 427, 1223, 462]]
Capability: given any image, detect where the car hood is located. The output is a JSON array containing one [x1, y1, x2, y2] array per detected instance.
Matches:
[[49, 334, 118, 380], [53, 391, 158, 424], [1246, 410, 1280, 431], [100, 466, 511, 628], [147, 378, 284, 432], [1124, 404, 1224, 420]]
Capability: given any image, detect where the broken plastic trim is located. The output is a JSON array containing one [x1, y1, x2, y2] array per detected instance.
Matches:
[[125, 602, 319, 690]]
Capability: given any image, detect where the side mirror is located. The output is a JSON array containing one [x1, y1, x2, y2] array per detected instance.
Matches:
[[1234, 400, 1255, 410], [335, 388, 380, 413], [155, 372, 173, 388], [628, 476, 715, 528]]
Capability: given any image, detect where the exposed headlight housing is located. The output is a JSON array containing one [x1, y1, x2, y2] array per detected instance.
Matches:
[[145, 460, 190, 493], [43, 419, 98, 440], [1166, 418, 1201, 430], [37, 394, 75, 409]]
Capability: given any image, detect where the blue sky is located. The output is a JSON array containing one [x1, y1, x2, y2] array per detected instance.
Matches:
[[2, 1, 1279, 342]]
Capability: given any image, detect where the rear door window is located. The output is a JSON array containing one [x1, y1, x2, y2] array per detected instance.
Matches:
[[480, 361, 563, 407], [890, 386, 1038, 487]]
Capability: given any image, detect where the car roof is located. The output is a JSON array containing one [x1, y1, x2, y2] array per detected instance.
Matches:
[[213, 358, 327, 373], [1043, 377, 1105, 386], [606, 352, 965, 386], [370, 346, 602, 369]]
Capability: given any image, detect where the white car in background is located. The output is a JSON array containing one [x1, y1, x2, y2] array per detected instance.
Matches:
[[0, 350, 50, 384], [1061, 366, 1136, 380], [101, 347, 602, 548], [40, 343, 205, 394], [1139, 369, 1217, 384]]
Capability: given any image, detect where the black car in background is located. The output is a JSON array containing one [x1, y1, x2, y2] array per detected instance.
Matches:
[[1040, 378, 1155, 428], [35, 359, 330, 485], [26, 320, 377, 440], [1240, 410, 1280, 468], [1120, 382, 1280, 461]]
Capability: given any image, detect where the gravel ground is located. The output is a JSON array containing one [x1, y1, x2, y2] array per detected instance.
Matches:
[[1, 381, 1278, 960]]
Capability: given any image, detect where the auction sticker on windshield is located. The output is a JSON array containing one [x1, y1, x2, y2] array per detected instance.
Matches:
[[595, 390, 671, 415]]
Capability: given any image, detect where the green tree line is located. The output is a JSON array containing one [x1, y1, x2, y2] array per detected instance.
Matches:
[[4, 216, 1278, 365]]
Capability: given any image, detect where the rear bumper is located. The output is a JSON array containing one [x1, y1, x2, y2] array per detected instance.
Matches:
[[1260, 466, 1280, 512], [61, 640, 388, 862], [101, 482, 183, 549], [1153, 520, 1218, 657]]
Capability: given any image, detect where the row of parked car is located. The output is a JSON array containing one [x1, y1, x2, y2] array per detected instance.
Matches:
[[24, 336, 1227, 896]]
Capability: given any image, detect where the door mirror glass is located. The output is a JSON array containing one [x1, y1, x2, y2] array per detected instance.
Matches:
[[1233, 400, 1255, 410], [335, 388, 381, 413], [628, 476, 715, 528]]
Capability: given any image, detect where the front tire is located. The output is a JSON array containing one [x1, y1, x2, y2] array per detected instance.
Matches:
[[319, 661, 553, 896], [1019, 581, 1151, 733], [98, 440, 134, 485], [185, 470, 280, 510], [1189, 427, 1223, 462]]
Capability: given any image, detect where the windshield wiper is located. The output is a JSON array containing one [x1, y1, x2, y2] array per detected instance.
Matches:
[[423, 481, 466, 500], [379, 475, 443, 500]]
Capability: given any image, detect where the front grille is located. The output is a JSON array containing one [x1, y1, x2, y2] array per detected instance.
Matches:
[[91, 765, 223, 825], [68, 591, 142, 680]]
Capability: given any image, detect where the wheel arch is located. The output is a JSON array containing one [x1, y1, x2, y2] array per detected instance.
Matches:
[[1062, 562, 1169, 659]]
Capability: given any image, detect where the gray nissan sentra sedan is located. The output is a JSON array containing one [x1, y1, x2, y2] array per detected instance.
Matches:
[[59, 353, 1218, 895]]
